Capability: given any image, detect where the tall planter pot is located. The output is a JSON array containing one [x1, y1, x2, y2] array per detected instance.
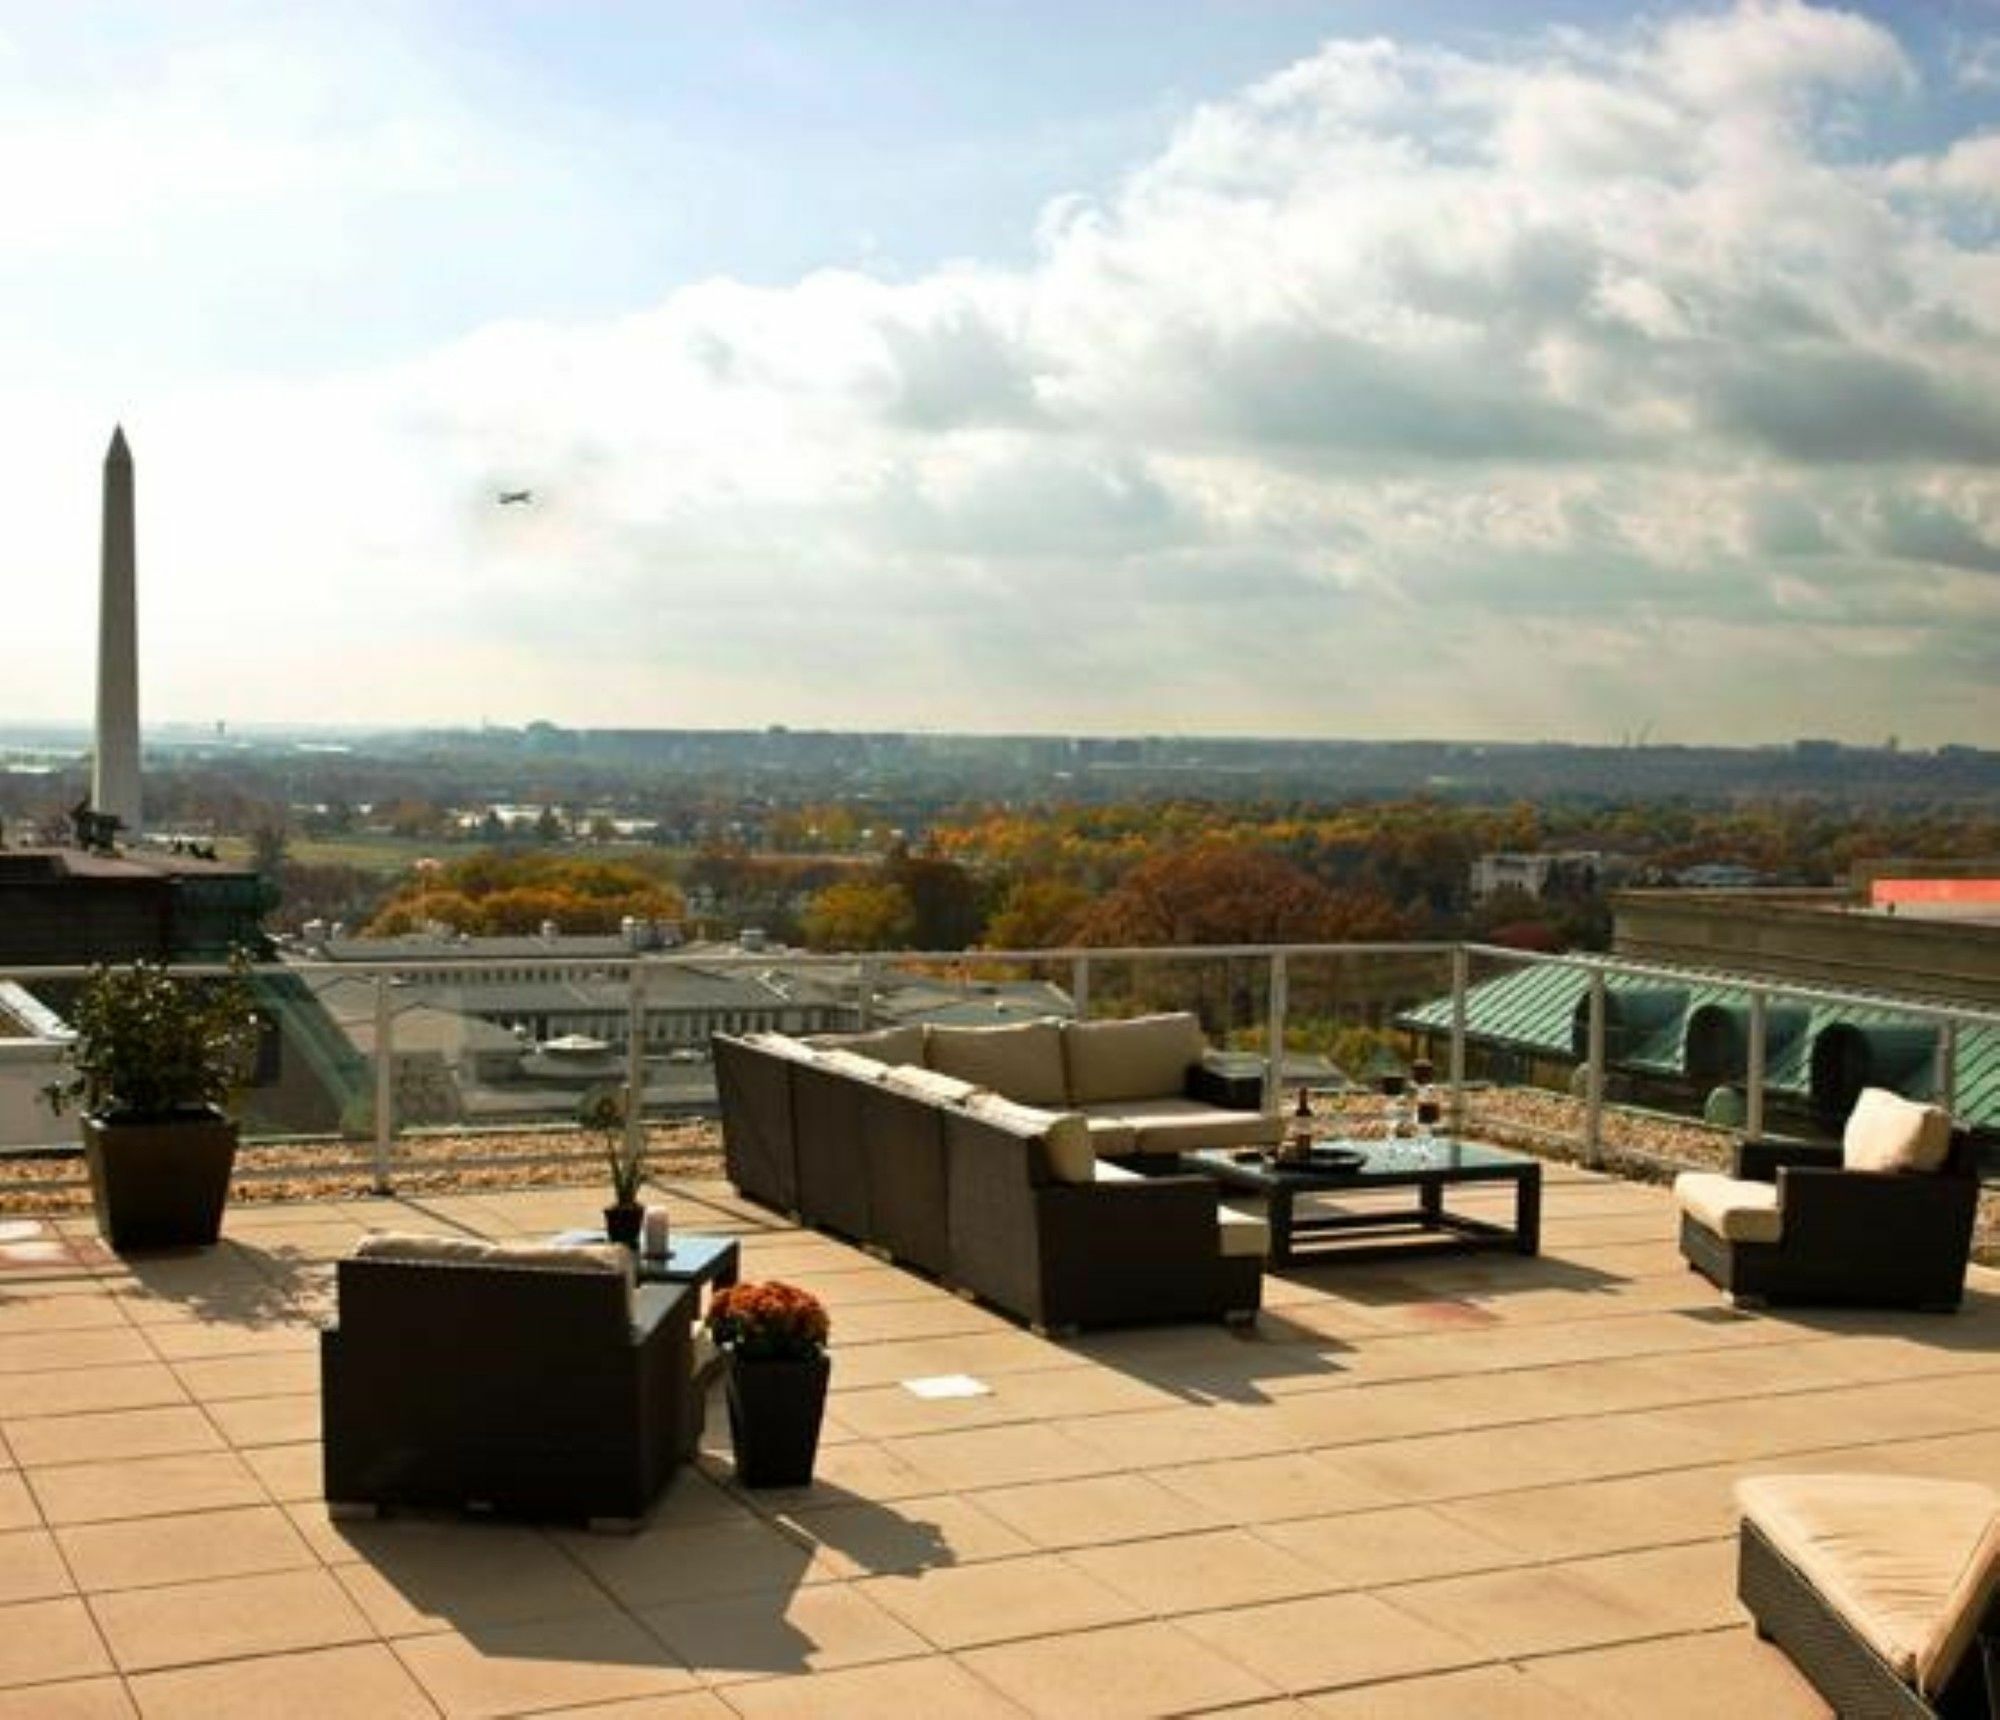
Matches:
[[81, 1107, 238, 1251], [725, 1353, 830, 1487]]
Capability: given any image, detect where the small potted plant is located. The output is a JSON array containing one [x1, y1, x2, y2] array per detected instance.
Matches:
[[706, 1281, 831, 1487], [45, 959, 260, 1251], [579, 1084, 645, 1247]]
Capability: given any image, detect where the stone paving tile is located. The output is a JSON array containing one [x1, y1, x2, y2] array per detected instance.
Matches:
[[640, 1581, 931, 1684], [0, 1292, 131, 1334], [0, 1595, 115, 1688], [555, 1515, 838, 1610], [4, 1405, 225, 1469], [389, 1611, 700, 1717], [331, 1520, 619, 1636], [1381, 1562, 1663, 1660], [718, 1653, 1029, 1718], [125, 1642, 437, 1720], [0, 1363, 189, 1419], [1299, 1663, 1586, 1717], [0, 1677, 136, 1719], [0, 1328, 153, 1374], [1255, 1503, 1526, 1590], [201, 1392, 321, 1448], [1050, 1401, 1301, 1468], [1525, 1628, 1834, 1718], [1432, 1464, 1743, 1561], [0, 1472, 35, 1531], [1174, 1590, 1483, 1694], [857, 1552, 1145, 1651], [777, 1492, 1034, 1578], [168, 1352, 318, 1402], [958, 1618, 1279, 1717], [0, 1526, 73, 1603], [1062, 1526, 1337, 1615], [971, 1471, 1231, 1550], [56, 1504, 316, 1594], [237, 1440, 323, 1503], [90, 1566, 373, 1673], [1146, 1450, 1402, 1524], [27, 1451, 266, 1526]]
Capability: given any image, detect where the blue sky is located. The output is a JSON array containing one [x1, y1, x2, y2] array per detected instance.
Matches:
[[5, 1, 1999, 742]]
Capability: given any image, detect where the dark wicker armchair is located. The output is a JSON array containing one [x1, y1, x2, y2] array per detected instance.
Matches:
[[1676, 1127, 1979, 1311], [322, 1245, 701, 1529]]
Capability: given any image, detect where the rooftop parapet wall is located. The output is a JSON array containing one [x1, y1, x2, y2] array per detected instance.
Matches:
[[1612, 889, 2000, 1010]]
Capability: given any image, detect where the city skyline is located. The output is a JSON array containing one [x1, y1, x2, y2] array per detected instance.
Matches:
[[5, 1, 1999, 745]]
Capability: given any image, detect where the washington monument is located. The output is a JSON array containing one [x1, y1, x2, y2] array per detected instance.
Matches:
[[93, 426, 141, 835]]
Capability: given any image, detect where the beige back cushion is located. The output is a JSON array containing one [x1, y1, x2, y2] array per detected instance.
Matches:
[[811, 1023, 926, 1066], [354, 1232, 493, 1263], [1844, 1087, 1953, 1174], [1920, 1507, 2000, 1696], [926, 1020, 1068, 1107], [961, 1091, 1095, 1183], [1063, 1012, 1207, 1106], [812, 1047, 896, 1084], [880, 1063, 985, 1106]]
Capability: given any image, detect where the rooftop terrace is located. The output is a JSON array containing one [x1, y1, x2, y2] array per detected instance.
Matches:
[[3, 1166, 1995, 1716]]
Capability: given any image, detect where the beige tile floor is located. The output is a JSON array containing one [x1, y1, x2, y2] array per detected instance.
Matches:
[[2, 1167, 1996, 1717]]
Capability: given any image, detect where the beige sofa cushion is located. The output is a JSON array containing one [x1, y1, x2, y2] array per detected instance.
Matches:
[[961, 1091, 1095, 1183], [1844, 1087, 1953, 1174], [927, 1020, 1068, 1108], [1081, 1097, 1283, 1157], [810, 1023, 925, 1066], [880, 1063, 984, 1106], [1083, 1115, 1137, 1156], [1674, 1171, 1782, 1244], [1217, 1203, 1269, 1259], [1922, 1504, 2000, 1698], [1063, 1013, 1206, 1106], [1738, 1474, 2000, 1692]]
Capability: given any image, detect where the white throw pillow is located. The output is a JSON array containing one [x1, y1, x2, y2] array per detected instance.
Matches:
[[1843, 1087, 1953, 1174]]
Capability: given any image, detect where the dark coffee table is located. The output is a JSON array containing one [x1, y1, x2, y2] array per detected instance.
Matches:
[[551, 1230, 741, 1308], [1186, 1140, 1541, 1267]]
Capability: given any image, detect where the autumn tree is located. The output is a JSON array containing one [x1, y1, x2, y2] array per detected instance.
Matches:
[[800, 879, 917, 951], [984, 877, 1093, 949], [1071, 842, 1353, 947]]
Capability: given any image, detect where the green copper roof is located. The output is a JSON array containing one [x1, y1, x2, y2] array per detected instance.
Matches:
[[1399, 964, 1999, 1131]]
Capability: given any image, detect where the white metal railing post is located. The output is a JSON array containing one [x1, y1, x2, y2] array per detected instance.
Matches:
[[1745, 990, 1768, 1141], [625, 961, 647, 1164], [371, 973, 394, 1194], [1449, 945, 1469, 1133], [1937, 1021, 1958, 1115], [1584, 969, 1607, 1167], [859, 959, 879, 1029], [1072, 954, 1091, 1021], [1266, 951, 1287, 1112]]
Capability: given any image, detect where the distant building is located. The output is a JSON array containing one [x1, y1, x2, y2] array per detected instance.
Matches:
[[1469, 851, 1604, 903]]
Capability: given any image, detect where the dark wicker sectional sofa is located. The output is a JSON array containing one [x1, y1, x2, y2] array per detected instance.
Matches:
[[714, 1025, 1266, 1331]]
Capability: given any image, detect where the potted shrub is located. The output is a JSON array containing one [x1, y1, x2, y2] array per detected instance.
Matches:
[[580, 1083, 646, 1247], [45, 959, 260, 1251], [706, 1281, 831, 1487]]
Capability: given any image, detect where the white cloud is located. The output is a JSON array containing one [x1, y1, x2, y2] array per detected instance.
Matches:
[[5, 1, 1999, 745]]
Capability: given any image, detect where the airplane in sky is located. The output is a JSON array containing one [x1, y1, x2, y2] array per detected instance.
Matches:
[[497, 489, 533, 505]]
